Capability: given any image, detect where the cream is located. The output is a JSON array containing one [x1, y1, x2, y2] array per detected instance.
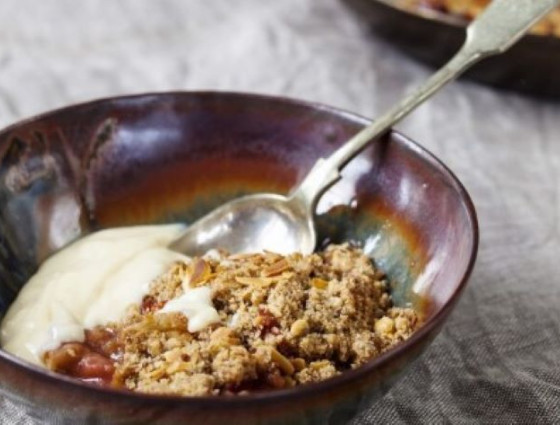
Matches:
[[0, 224, 221, 365], [158, 286, 220, 333]]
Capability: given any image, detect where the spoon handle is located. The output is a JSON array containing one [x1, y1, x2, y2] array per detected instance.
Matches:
[[289, 0, 560, 210]]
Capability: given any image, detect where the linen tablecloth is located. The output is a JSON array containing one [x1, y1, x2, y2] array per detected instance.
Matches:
[[1, 0, 559, 423]]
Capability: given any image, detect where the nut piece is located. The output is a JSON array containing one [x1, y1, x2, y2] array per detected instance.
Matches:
[[290, 319, 309, 338], [187, 258, 213, 287], [374, 317, 395, 335], [311, 278, 328, 290], [263, 259, 291, 277], [271, 348, 295, 375], [291, 358, 306, 371]]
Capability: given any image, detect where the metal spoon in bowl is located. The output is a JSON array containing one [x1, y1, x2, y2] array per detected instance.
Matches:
[[171, 0, 559, 256]]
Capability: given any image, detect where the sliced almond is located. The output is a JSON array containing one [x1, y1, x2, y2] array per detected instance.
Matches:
[[229, 253, 260, 261], [263, 250, 283, 261], [263, 259, 290, 277], [290, 319, 309, 337], [163, 349, 182, 363], [271, 348, 295, 375], [147, 368, 166, 380], [310, 360, 331, 371], [235, 276, 275, 286], [187, 258, 212, 287]]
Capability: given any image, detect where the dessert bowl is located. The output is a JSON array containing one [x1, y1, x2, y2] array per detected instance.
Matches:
[[342, 0, 560, 97], [0, 92, 477, 425]]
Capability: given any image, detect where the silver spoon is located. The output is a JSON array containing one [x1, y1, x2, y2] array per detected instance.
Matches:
[[171, 0, 559, 256]]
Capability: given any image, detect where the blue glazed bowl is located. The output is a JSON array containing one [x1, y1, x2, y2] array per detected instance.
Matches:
[[0, 92, 477, 424]]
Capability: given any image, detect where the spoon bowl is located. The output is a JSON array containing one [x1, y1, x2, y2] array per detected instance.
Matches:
[[170, 193, 315, 255]]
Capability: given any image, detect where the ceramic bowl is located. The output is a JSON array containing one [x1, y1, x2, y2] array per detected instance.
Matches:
[[342, 0, 560, 98], [0, 92, 477, 425]]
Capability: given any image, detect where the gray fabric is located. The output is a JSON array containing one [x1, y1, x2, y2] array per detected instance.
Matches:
[[1, 0, 559, 423]]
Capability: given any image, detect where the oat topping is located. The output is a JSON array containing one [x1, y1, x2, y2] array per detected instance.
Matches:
[[44, 244, 420, 396]]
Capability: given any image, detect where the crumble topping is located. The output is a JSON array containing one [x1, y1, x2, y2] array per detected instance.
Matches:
[[44, 244, 419, 396]]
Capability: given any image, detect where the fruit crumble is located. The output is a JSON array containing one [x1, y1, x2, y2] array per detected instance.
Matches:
[[43, 244, 420, 396]]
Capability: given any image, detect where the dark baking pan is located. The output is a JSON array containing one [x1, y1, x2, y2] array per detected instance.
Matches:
[[342, 0, 560, 98]]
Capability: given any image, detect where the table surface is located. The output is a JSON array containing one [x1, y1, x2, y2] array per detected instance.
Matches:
[[1, 0, 559, 424]]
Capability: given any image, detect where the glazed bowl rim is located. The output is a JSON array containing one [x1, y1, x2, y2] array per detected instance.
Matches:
[[0, 90, 479, 408]]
